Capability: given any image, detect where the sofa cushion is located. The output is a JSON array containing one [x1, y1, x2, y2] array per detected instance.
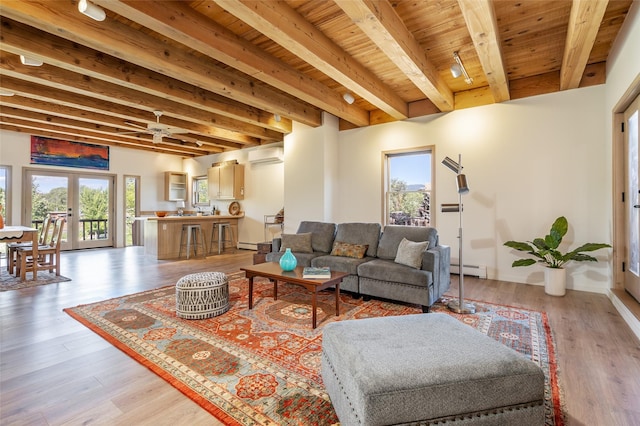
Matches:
[[377, 225, 438, 260], [394, 238, 429, 269], [312, 254, 373, 276], [280, 232, 313, 253], [330, 241, 368, 259], [334, 223, 381, 257], [358, 258, 432, 287], [297, 221, 337, 253]]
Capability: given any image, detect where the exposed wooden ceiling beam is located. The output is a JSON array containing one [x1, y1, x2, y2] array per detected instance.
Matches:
[[0, 53, 279, 143], [0, 0, 322, 127], [94, 0, 370, 127], [457, 0, 510, 102], [0, 17, 291, 135], [0, 119, 204, 157], [0, 76, 255, 148], [560, 0, 609, 90], [0, 102, 232, 152], [335, 0, 454, 112], [214, 0, 409, 120]]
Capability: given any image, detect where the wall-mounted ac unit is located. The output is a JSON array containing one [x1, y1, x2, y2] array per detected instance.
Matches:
[[248, 147, 283, 164]]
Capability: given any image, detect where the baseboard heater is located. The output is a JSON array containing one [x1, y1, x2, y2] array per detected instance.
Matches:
[[238, 242, 258, 250], [450, 263, 487, 279]]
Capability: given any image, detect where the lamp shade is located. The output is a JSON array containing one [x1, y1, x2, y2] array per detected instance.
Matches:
[[456, 174, 470, 194], [176, 200, 186, 208], [442, 156, 460, 173]]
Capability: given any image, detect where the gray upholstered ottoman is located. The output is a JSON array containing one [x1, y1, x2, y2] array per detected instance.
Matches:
[[321, 313, 545, 425], [176, 272, 229, 319]]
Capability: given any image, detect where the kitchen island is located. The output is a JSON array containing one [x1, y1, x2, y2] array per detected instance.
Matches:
[[144, 214, 243, 260]]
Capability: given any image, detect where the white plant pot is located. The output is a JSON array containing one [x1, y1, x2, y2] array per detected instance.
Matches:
[[544, 267, 566, 296]]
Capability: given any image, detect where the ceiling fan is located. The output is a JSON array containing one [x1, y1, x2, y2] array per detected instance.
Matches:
[[124, 110, 189, 144]]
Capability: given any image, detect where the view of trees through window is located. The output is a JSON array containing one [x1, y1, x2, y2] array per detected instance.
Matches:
[[193, 175, 209, 206], [30, 175, 109, 241], [386, 150, 432, 226]]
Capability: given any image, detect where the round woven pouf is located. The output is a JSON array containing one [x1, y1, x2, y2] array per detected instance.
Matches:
[[176, 272, 229, 320]]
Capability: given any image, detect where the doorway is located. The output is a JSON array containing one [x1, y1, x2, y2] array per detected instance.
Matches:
[[623, 94, 640, 302], [23, 168, 115, 250], [124, 175, 141, 246]]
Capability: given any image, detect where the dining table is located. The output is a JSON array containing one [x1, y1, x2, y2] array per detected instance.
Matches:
[[0, 225, 39, 280]]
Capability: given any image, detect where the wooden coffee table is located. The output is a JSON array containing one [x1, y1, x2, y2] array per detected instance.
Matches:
[[240, 262, 348, 329]]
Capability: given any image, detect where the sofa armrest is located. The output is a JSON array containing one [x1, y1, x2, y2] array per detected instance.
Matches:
[[422, 245, 451, 300], [271, 237, 282, 253]]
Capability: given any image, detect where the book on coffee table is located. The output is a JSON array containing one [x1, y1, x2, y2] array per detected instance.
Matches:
[[302, 266, 331, 279]]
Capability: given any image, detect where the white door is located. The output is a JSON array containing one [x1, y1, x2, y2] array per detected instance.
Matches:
[[624, 94, 640, 302], [24, 169, 115, 250]]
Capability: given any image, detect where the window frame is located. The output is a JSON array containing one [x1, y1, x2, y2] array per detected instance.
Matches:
[[192, 175, 210, 207], [0, 165, 12, 224], [382, 146, 435, 227]]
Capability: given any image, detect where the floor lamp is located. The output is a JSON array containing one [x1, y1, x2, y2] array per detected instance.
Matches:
[[442, 154, 476, 314]]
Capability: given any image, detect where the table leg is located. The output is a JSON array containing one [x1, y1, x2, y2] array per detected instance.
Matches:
[[312, 290, 318, 329], [31, 230, 38, 280], [335, 282, 340, 316], [248, 275, 254, 309]]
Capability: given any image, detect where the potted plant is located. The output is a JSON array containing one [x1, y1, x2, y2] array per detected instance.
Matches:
[[503, 216, 611, 296]]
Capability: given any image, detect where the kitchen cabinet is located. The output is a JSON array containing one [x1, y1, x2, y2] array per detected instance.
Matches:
[[165, 171, 187, 201], [208, 164, 244, 200]]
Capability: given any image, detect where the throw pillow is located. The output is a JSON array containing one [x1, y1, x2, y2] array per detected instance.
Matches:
[[394, 238, 429, 269], [280, 233, 313, 253], [330, 241, 369, 259]]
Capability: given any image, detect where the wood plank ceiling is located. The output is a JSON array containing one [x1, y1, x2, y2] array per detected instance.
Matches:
[[0, 0, 633, 157]]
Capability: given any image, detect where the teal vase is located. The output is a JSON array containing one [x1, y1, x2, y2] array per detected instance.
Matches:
[[279, 248, 297, 271]]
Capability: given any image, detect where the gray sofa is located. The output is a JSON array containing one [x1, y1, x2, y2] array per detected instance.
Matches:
[[266, 221, 450, 312]]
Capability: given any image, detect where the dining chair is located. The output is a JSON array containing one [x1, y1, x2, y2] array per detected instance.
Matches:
[[16, 216, 66, 280], [6, 215, 52, 275]]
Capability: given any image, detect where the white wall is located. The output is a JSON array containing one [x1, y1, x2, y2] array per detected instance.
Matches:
[[336, 87, 611, 292], [188, 147, 284, 247]]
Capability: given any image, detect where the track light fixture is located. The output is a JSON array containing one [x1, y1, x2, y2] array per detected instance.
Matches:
[[78, 0, 106, 21], [274, 113, 281, 122], [450, 51, 473, 85], [342, 92, 355, 104], [0, 89, 15, 96], [195, 141, 204, 147], [20, 55, 43, 66]]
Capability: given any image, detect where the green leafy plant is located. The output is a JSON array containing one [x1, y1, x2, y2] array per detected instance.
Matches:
[[504, 216, 611, 269]]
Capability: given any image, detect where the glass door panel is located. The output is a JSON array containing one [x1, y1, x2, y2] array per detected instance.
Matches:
[[77, 176, 113, 249], [24, 169, 114, 251], [624, 95, 640, 302], [27, 172, 71, 251]]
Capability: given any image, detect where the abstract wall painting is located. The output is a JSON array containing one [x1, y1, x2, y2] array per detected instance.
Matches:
[[30, 136, 109, 170]]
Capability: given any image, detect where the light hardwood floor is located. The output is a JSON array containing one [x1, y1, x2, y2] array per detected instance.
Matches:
[[1, 247, 639, 425]]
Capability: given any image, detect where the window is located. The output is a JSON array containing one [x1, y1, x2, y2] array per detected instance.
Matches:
[[0, 165, 11, 223], [384, 149, 433, 226], [0, 165, 11, 259], [192, 175, 209, 206]]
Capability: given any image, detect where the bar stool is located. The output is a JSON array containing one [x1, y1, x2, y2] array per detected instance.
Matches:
[[209, 222, 235, 255], [179, 224, 207, 259]]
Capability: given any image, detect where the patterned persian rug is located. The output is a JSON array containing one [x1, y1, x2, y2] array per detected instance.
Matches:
[[0, 268, 71, 291], [65, 277, 564, 426]]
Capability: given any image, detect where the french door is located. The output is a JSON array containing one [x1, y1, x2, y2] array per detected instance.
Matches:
[[624, 94, 640, 302], [23, 169, 115, 250]]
